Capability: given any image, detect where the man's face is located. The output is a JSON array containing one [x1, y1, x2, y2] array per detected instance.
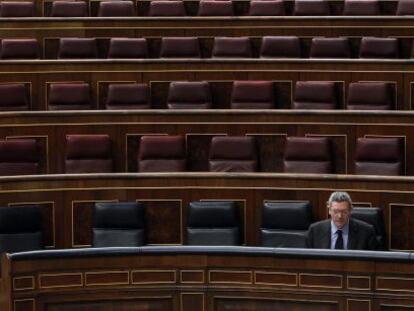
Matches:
[[328, 201, 351, 229]]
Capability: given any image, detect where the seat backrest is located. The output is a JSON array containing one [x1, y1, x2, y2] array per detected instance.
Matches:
[[0, 83, 30, 111], [0, 205, 43, 253], [65, 134, 113, 173], [209, 136, 258, 172], [293, 0, 330, 15], [98, 0, 135, 16], [105, 83, 150, 109], [186, 201, 240, 245], [92, 202, 145, 247], [50, 1, 88, 17], [167, 81, 212, 109], [249, 0, 285, 16], [347, 82, 394, 110], [198, 0, 234, 16], [351, 207, 385, 249], [0, 1, 35, 17], [149, 0, 186, 16], [160, 37, 200, 58], [359, 37, 399, 58], [0, 139, 40, 175], [310, 37, 351, 58], [58, 38, 98, 59], [48, 83, 92, 110], [293, 81, 338, 109], [138, 135, 186, 172], [0, 39, 39, 59], [212, 37, 252, 58], [283, 136, 334, 173], [343, 0, 380, 15], [231, 80, 275, 109], [354, 137, 403, 176], [107, 38, 148, 58], [260, 201, 313, 247], [397, 0, 414, 15], [260, 36, 301, 58]]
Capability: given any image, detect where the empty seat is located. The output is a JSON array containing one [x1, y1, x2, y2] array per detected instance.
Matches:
[[0, 1, 35, 17], [50, 1, 88, 17], [138, 135, 186, 172], [283, 136, 334, 173], [160, 37, 200, 58], [0, 39, 39, 59], [107, 38, 148, 58], [260, 201, 313, 247], [65, 134, 113, 173], [231, 80, 275, 109], [149, 0, 186, 16], [92, 202, 146, 247], [0, 139, 40, 175], [249, 0, 285, 16], [343, 0, 380, 15], [359, 37, 399, 58], [186, 201, 241, 245], [352, 207, 385, 250], [397, 0, 414, 15], [260, 36, 301, 58], [58, 38, 97, 59], [105, 83, 150, 109], [293, 81, 339, 109], [48, 83, 92, 110], [293, 0, 330, 15], [198, 0, 234, 16], [209, 136, 258, 172], [98, 0, 135, 17], [347, 82, 394, 110], [0, 83, 30, 111], [354, 137, 403, 176], [212, 37, 252, 58], [310, 37, 351, 58], [167, 81, 212, 109], [0, 205, 43, 253]]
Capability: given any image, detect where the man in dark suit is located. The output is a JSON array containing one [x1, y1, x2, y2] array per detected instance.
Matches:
[[307, 191, 377, 250]]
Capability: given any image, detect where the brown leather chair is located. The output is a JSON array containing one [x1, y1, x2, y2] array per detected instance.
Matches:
[[98, 0, 135, 16], [310, 37, 351, 58], [0, 139, 40, 175], [293, 0, 330, 15], [260, 36, 301, 58], [48, 83, 92, 110], [105, 83, 150, 109], [359, 37, 399, 58], [0, 83, 30, 111], [0, 1, 35, 17], [50, 1, 88, 17], [198, 0, 234, 16], [293, 81, 339, 109], [212, 37, 252, 58], [0, 39, 39, 59], [149, 0, 186, 16], [167, 81, 212, 109], [347, 82, 394, 110], [107, 38, 148, 58], [231, 81, 276, 109], [160, 37, 200, 58], [58, 38, 97, 59], [397, 0, 414, 15], [343, 0, 380, 15], [249, 0, 285, 16]]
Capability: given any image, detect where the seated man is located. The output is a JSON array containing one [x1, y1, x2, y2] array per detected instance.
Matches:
[[307, 191, 377, 250]]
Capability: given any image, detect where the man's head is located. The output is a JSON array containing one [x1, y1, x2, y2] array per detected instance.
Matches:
[[327, 191, 352, 229]]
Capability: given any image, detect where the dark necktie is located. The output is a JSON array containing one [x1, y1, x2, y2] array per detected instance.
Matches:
[[335, 230, 344, 249]]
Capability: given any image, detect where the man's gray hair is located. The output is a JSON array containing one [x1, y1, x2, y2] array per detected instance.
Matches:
[[327, 191, 353, 208]]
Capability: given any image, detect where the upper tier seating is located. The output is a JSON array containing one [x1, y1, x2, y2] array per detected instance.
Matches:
[[248, 0, 286, 16], [0, 139, 40, 175], [347, 82, 395, 110], [359, 37, 399, 58], [198, 0, 234, 16], [58, 38, 98, 59], [160, 37, 201, 58], [0, 39, 39, 59], [343, 0, 381, 15], [148, 0, 186, 16], [0, 1, 34, 17], [105, 83, 150, 109], [212, 37, 252, 58], [97, 0, 135, 17], [260, 36, 302, 58], [352, 207, 386, 250], [167, 81, 212, 109], [293, 81, 339, 109], [0, 83, 30, 111], [310, 37, 352, 58], [48, 82, 92, 110], [230, 80, 276, 109], [50, 1, 88, 17], [107, 38, 148, 58], [293, 0, 331, 16]]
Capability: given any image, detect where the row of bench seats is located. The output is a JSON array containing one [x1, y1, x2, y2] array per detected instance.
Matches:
[[0, 135, 403, 176], [4, 0, 414, 17], [0, 201, 386, 253], [1, 36, 413, 59], [0, 80, 395, 111]]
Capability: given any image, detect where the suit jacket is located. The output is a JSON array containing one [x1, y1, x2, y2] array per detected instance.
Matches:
[[306, 218, 378, 250]]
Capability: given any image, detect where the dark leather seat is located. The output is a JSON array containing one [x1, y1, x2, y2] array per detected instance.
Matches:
[[260, 36, 301, 58], [65, 134, 113, 173], [58, 38, 98, 59], [293, 0, 330, 15], [347, 82, 394, 110], [397, 0, 414, 15], [92, 202, 146, 247], [212, 37, 252, 58], [50, 1, 88, 17], [209, 136, 258, 172], [310, 37, 351, 58], [48, 83, 92, 110], [167, 81, 212, 109], [105, 83, 150, 109], [149, 0, 186, 16], [0, 205, 43, 253], [0, 1, 35, 17], [260, 201, 313, 248], [0, 83, 30, 111], [343, 0, 380, 15], [107, 38, 148, 58], [98, 0, 135, 17], [354, 137, 403, 176], [0, 139, 40, 175], [138, 135, 186, 172], [249, 0, 285, 16], [0, 39, 39, 59], [198, 0, 234, 16], [352, 207, 386, 250], [231, 80, 275, 109], [283, 136, 334, 173], [160, 37, 200, 58], [359, 37, 399, 58], [293, 81, 339, 109], [186, 201, 241, 245]]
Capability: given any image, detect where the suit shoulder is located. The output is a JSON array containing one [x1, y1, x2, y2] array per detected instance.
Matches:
[[351, 218, 375, 232], [309, 219, 330, 230]]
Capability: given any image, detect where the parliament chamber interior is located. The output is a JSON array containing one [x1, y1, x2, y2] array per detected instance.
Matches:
[[3, 0, 414, 311]]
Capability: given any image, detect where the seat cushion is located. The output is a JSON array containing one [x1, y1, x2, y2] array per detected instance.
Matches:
[[249, 0, 285, 16], [48, 83, 92, 110], [359, 37, 399, 58], [98, 0, 135, 16], [212, 37, 252, 58], [294, 0, 330, 15], [105, 83, 150, 109], [149, 0, 186, 16], [51, 1, 88, 17], [0, 83, 30, 110], [260, 36, 301, 58], [58, 38, 97, 59], [343, 0, 380, 15], [347, 82, 394, 110], [0, 1, 35, 17], [293, 81, 338, 109], [160, 37, 200, 58], [0, 39, 39, 59], [231, 81, 275, 109], [198, 0, 234, 16], [108, 38, 148, 58], [310, 37, 351, 58], [167, 81, 212, 109]]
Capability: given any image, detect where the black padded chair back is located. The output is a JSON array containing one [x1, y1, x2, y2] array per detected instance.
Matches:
[[260, 201, 313, 248], [0, 205, 43, 253], [92, 202, 146, 247], [352, 207, 386, 250], [187, 201, 240, 246]]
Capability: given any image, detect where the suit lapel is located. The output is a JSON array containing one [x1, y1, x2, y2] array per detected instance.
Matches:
[[348, 219, 358, 250], [321, 220, 331, 249]]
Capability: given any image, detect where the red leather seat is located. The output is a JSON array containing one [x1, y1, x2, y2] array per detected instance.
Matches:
[[0, 139, 40, 175], [231, 81, 275, 109], [105, 83, 150, 109]]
